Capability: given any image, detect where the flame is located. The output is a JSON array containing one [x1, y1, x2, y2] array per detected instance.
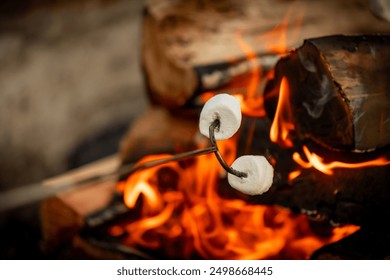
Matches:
[[258, 3, 304, 54], [235, 32, 262, 101], [293, 146, 390, 176], [112, 139, 359, 259], [270, 77, 295, 147], [200, 5, 304, 119], [288, 170, 301, 183]]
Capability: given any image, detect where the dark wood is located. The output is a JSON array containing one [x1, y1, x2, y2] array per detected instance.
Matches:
[[235, 117, 390, 228], [265, 35, 390, 152], [272, 163, 390, 227], [311, 228, 390, 259]]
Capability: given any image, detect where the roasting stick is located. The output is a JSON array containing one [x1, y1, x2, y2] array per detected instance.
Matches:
[[0, 122, 241, 213], [0, 94, 272, 212], [0, 146, 217, 213]]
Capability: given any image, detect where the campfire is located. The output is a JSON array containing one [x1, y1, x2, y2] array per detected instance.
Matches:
[[39, 0, 390, 260], [108, 91, 361, 259]]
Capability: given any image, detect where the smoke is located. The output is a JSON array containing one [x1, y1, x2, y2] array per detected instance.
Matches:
[[302, 74, 335, 119]]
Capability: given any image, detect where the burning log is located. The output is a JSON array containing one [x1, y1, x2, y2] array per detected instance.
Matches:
[[311, 228, 390, 259], [246, 130, 390, 228], [265, 35, 390, 152]]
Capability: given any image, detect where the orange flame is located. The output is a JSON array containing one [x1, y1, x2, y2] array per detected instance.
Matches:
[[293, 145, 390, 176], [270, 77, 295, 148], [200, 5, 304, 119], [113, 139, 359, 259], [235, 32, 262, 101], [229, 32, 266, 118], [258, 3, 304, 54], [288, 170, 302, 183]]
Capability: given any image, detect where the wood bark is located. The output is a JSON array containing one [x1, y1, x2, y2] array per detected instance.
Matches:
[[265, 35, 390, 152]]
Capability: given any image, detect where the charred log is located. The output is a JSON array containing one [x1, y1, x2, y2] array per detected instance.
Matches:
[[311, 228, 390, 259], [265, 35, 390, 152], [277, 163, 390, 227]]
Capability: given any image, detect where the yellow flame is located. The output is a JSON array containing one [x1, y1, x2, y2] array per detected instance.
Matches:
[[293, 146, 390, 175]]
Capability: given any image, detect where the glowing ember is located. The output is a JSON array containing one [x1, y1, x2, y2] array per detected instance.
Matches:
[[270, 77, 295, 148], [293, 145, 390, 176], [288, 170, 301, 183]]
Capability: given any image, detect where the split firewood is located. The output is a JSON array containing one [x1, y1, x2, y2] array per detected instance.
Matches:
[[142, 0, 390, 108], [265, 35, 390, 152]]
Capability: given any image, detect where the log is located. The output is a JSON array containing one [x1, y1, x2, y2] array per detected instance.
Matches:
[[142, 0, 390, 108], [265, 35, 390, 152], [274, 163, 390, 227], [311, 228, 390, 259], [234, 118, 390, 228], [40, 156, 119, 255]]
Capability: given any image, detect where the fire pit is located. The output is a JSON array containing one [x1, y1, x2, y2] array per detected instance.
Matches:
[[39, 0, 390, 260]]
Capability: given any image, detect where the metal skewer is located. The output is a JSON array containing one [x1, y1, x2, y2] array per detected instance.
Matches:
[[123, 118, 247, 178], [209, 119, 248, 178], [0, 120, 246, 212]]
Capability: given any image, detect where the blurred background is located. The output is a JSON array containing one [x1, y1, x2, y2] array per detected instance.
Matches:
[[0, 0, 147, 258]]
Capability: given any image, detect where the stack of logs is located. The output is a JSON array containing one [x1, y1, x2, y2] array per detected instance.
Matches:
[[41, 0, 390, 259]]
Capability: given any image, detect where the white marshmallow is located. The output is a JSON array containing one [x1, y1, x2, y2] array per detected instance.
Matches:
[[227, 155, 274, 196], [199, 94, 242, 140]]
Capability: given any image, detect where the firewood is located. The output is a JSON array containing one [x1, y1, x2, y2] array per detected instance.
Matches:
[[142, 0, 390, 108], [237, 117, 390, 227], [247, 138, 390, 227], [265, 35, 390, 152], [311, 228, 390, 259], [40, 156, 119, 254]]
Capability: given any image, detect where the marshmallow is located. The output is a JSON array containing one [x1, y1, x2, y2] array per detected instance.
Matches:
[[199, 94, 242, 140], [227, 156, 274, 196]]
